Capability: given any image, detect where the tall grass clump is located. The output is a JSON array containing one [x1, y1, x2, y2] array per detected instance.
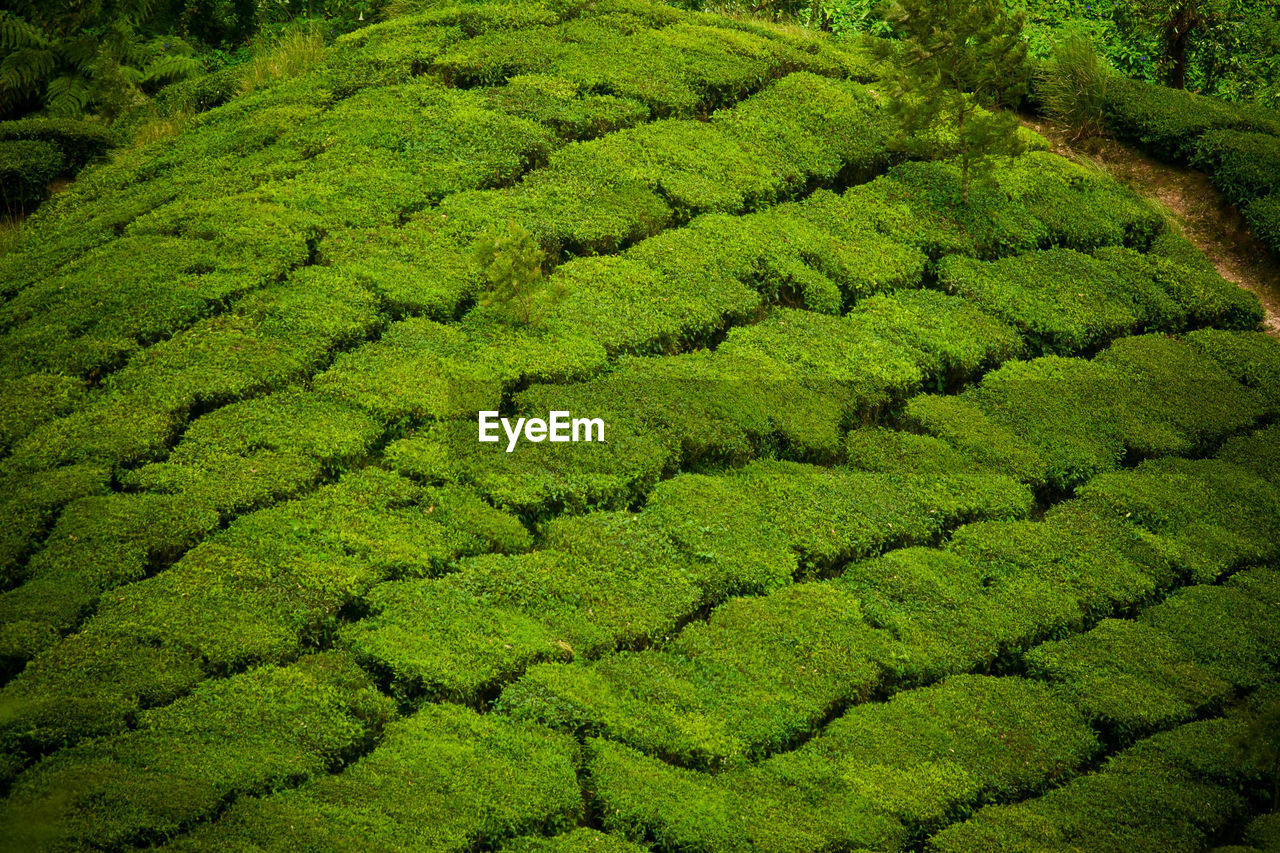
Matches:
[[1037, 34, 1112, 141], [0, 215, 24, 256], [239, 25, 328, 94]]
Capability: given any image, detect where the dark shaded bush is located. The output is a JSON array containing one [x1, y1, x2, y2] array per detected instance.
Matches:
[[0, 117, 112, 169], [1192, 129, 1280, 207], [1245, 192, 1280, 256], [0, 140, 63, 209]]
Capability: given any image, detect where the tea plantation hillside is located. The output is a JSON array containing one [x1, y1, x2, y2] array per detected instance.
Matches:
[[2, 1, 1280, 850]]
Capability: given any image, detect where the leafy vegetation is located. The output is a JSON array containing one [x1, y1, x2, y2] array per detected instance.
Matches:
[[0, 0, 1277, 850], [876, 0, 1030, 202]]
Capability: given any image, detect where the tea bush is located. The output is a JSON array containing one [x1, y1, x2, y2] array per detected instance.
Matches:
[[0, 1, 1277, 848], [930, 714, 1254, 851]]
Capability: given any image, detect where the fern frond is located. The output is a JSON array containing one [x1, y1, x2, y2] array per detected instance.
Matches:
[[0, 48, 55, 94], [0, 13, 51, 50], [45, 74, 90, 116], [141, 54, 199, 85]]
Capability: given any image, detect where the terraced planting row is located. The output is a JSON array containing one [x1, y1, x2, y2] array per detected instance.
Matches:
[[3, 0, 1279, 849], [0, 146, 1251, 671], [3, 420, 1277, 851]]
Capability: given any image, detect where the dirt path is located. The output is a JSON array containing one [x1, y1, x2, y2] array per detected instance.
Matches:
[[1024, 117, 1280, 337]]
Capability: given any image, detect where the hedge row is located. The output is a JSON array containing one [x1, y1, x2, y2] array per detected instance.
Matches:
[[1245, 192, 1280, 256], [0, 136, 1180, 493], [346, 429, 1031, 707], [906, 331, 1280, 494], [0, 75, 567, 382], [0, 653, 395, 852], [0, 2, 880, 422], [0, 69, 889, 480], [0, 468, 529, 768], [1099, 75, 1280, 255], [588, 675, 1099, 851], [383, 293, 1022, 517], [1028, 566, 1280, 741], [0, 119, 114, 211], [587, 585, 1279, 852], [162, 702, 582, 853], [939, 245, 1259, 356], [0, 70, 898, 661], [429, 13, 865, 114], [0, 68, 906, 674], [0, 390, 389, 670], [496, 427, 1280, 768], [1102, 76, 1279, 163], [379, 271, 1260, 521], [1, 267, 384, 474], [928, 703, 1269, 851]]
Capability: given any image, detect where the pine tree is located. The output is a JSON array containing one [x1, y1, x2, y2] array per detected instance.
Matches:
[[877, 0, 1030, 204], [472, 221, 562, 326]]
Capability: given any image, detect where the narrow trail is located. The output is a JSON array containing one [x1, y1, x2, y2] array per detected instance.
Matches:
[[1024, 116, 1280, 338]]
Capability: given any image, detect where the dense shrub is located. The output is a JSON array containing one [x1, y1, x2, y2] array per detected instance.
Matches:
[[929, 716, 1253, 852], [1245, 192, 1280, 256], [0, 653, 394, 851], [1026, 619, 1233, 741], [589, 676, 1098, 851], [0, 469, 529, 758], [1191, 129, 1280, 207], [0, 117, 112, 169], [0, 140, 63, 209], [939, 249, 1152, 354], [166, 703, 581, 853], [907, 333, 1274, 493], [0, 4, 1276, 849], [1102, 75, 1274, 162]]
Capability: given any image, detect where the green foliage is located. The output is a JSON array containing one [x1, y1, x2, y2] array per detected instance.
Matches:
[[877, 0, 1030, 202], [0, 5, 1277, 849], [1026, 618, 1233, 741], [0, 653, 394, 852], [1234, 694, 1280, 813], [908, 333, 1272, 494], [168, 703, 580, 853], [0, 4, 202, 120], [590, 675, 1098, 851], [504, 828, 650, 853], [1078, 454, 1280, 581], [473, 220, 561, 326], [0, 140, 62, 209], [1036, 32, 1114, 139], [498, 432, 1033, 767], [1101, 73, 1278, 162], [1245, 191, 1280, 255], [1192, 128, 1280, 206], [0, 469, 529, 759], [0, 117, 112, 167], [930, 715, 1252, 851], [939, 248, 1156, 353]]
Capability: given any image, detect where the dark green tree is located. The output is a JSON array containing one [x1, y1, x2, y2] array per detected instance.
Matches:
[[472, 221, 562, 326], [877, 0, 1030, 203], [1118, 0, 1229, 90]]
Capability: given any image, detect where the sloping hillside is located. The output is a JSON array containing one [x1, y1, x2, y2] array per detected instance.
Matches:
[[2, 1, 1280, 851]]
